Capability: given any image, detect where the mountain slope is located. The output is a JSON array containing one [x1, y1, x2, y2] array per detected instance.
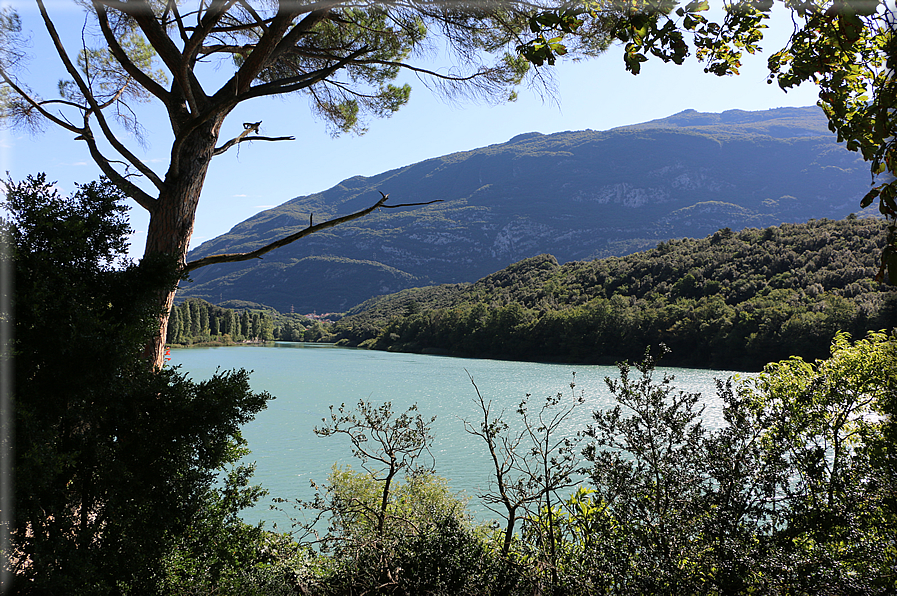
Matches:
[[333, 217, 897, 370], [180, 106, 870, 313]]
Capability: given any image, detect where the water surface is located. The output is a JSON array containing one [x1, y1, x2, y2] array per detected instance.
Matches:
[[171, 343, 750, 529]]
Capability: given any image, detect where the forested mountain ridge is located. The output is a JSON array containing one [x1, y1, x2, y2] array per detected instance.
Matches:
[[179, 106, 869, 313], [332, 217, 897, 370]]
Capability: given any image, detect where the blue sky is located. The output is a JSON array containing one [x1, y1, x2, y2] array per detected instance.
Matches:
[[2, 2, 822, 259]]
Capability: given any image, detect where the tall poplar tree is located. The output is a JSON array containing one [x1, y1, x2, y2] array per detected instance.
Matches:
[[169, 303, 182, 343], [241, 310, 251, 339], [199, 303, 210, 336]]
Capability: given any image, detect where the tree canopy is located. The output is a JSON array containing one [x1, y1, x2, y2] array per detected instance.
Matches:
[[1, 174, 274, 593]]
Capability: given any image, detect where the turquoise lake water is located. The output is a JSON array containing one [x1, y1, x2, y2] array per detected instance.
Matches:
[[170, 343, 752, 530]]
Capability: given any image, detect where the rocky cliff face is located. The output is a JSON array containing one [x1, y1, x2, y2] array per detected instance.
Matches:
[[180, 107, 871, 313]]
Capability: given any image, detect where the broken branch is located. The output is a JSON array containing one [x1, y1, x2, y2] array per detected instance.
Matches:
[[183, 192, 441, 274], [213, 120, 295, 155]]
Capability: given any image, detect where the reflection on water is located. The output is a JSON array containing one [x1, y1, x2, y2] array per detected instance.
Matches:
[[171, 342, 754, 529]]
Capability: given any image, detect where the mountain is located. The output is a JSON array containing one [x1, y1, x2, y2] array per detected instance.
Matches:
[[180, 106, 871, 313]]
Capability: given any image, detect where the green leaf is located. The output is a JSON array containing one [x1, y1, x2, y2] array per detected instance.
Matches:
[[684, 0, 710, 12], [839, 13, 864, 43], [860, 188, 879, 208]]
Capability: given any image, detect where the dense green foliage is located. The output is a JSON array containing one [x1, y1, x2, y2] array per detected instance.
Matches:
[[289, 334, 896, 595], [2, 175, 284, 594], [569, 334, 896, 595], [167, 298, 330, 345], [334, 217, 897, 369], [181, 106, 868, 313], [309, 468, 511, 596]]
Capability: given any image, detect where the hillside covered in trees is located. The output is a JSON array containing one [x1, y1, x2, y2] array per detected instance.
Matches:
[[332, 217, 897, 370], [180, 107, 869, 313]]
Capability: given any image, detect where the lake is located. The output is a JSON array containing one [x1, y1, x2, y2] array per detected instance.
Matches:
[[170, 342, 752, 530]]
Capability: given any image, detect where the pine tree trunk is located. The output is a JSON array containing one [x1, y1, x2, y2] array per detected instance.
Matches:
[[143, 117, 224, 369]]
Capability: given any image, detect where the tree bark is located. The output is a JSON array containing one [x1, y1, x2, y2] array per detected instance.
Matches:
[[143, 116, 225, 369]]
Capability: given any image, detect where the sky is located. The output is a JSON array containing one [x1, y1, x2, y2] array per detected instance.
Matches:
[[1, 2, 823, 260]]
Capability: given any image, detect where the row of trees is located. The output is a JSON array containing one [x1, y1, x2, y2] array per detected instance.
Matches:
[[168, 299, 275, 344], [167, 298, 331, 345], [334, 218, 897, 369]]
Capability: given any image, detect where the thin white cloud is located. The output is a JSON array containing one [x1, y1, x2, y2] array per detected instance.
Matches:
[[254, 204, 276, 210]]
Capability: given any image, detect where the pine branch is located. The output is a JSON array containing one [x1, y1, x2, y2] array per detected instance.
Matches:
[[41, 0, 166, 191], [94, 3, 171, 104]]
